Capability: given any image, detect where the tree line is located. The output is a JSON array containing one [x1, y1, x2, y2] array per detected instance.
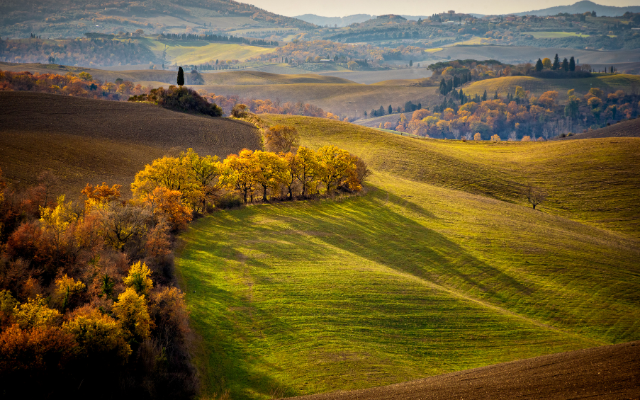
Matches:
[[0, 69, 149, 100], [160, 33, 278, 47]]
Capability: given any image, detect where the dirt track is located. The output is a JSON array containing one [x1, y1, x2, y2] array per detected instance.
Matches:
[[291, 341, 640, 400]]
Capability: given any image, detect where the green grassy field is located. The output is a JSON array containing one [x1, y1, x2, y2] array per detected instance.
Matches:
[[463, 74, 640, 98], [523, 32, 591, 39], [176, 116, 640, 399], [143, 38, 276, 64]]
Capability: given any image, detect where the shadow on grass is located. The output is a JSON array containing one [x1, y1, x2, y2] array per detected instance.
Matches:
[[178, 187, 544, 399]]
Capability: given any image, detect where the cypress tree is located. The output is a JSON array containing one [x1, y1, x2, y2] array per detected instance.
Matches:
[[552, 54, 560, 70], [388, 105, 393, 114], [482, 90, 487, 101], [562, 58, 569, 72], [494, 90, 498, 99], [535, 58, 543, 72], [569, 56, 576, 71], [177, 66, 185, 86]]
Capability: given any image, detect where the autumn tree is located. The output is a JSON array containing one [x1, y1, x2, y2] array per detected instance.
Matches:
[[221, 149, 259, 203], [296, 147, 320, 197], [264, 125, 300, 153], [124, 261, 153, 296], [316, 146, 356, 195], [253, 151, 288, 201], [112, 288, 151, 344]]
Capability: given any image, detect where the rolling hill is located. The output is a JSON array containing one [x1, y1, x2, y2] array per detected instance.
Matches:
[[515, 0, 640, 17], [176, 115, 640, 399], [0, 91, 261, 195], [0, 0, 315, 38], [561, 117, 640, 139]]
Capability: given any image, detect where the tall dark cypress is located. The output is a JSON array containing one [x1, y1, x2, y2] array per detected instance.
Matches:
[[569, 56, 576, 72], [177, 66, 185, 86]]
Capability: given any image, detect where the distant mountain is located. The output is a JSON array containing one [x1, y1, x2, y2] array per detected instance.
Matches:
[[295, 14, 374, 27], [514, 1, 640, 17]]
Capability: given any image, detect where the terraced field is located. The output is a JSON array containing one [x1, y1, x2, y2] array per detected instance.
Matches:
[[176, 116, 640, 399]]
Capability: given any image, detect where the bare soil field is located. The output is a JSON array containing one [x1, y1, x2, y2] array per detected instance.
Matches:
[[0, 92, 260, 195], [291, 341, 640, 400], [560, 118, 640, 140]]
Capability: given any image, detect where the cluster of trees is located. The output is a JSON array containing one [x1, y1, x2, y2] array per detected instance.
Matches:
[[133, 143, 367, 206], [0, 69, 148, 100], [0, 170, 197, 399], [390, 87, 640, 140], [365, 101, 422, 118], [129, 85, 223, 117], [160, 33, 278, 47], [0, 37, 155, 67]]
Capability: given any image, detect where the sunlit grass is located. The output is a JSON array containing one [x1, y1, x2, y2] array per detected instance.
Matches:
[[176, 116, 640, 399]]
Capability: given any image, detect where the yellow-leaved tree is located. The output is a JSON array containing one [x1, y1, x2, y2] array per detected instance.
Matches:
[[53, 274, 86, 312], [253, 150, 288, 201], [316, 145, 357, 194], [63, 306, 131, 362], [123, 261, 153, 296], [221, 149, 259, 203], [112, 288, 152, 343], [13, 296, 61, 329]]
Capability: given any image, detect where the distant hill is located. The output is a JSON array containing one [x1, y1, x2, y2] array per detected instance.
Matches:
[[0, 0, 316, 38], [295, 14, 374, 27], [514, 0, 640, 17]]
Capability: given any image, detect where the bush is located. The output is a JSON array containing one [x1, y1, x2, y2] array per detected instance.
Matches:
[[213, 192, 243, 209], [231, 103, 249, 118], [129, 86, 222, 117]]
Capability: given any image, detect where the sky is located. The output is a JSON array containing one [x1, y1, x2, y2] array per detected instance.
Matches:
[[240, 0, 640, 17]]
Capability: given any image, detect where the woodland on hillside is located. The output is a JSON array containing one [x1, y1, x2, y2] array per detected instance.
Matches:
[[0, 139, 367, 397]]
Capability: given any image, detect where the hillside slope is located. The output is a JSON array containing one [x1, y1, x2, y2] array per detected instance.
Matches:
[[176, 116, 640, 399], [561, 117, 640, 139], [515, 0, 640, 17], [0, 92, 260, 195], [293, 341, 640, 400]]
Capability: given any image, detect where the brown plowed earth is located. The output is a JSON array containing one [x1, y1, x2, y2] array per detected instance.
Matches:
[[560, 118, 640, 140], [291, 341, 640, 400], [0, 91, 260, 195]]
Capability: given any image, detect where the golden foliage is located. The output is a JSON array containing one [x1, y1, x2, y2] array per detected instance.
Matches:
[[13, 296, 61, 330], [53, 275, 86, 311], [63, 306, 131, 361], [123, 261, 153, 296], [112, 288, 152, 342]]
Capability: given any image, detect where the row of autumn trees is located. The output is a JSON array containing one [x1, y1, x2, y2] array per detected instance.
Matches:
[[133, 139, 367, 207], [0, 69, 148, 100], [390, 87, 640, 140]]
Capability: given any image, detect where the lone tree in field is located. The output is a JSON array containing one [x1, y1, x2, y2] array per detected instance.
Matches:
[[177, 67, 184, 87], [525, 184, 547, 210]]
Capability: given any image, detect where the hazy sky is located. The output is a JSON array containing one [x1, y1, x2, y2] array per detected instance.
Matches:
[[240, 0, 640, 17]]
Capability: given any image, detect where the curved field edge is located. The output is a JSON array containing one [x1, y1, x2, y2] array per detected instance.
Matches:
[[176, 117, 640, 399]]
